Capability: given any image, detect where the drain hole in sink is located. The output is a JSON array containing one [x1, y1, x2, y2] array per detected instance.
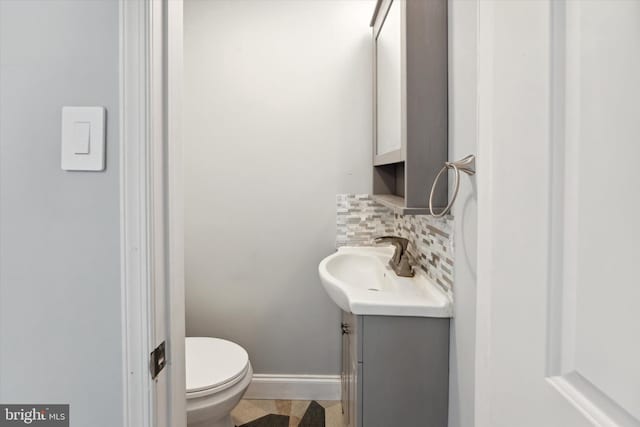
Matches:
[[368, 288, 380, 292]]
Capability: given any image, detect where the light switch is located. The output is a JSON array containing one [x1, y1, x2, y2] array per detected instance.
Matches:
[[73, 122, 91, 154], [61, 106, 105, 171]]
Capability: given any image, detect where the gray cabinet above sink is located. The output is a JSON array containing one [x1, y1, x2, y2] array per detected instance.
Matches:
[[371, 0, 448, 214]]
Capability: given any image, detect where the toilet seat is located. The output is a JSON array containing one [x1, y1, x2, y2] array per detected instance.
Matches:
[[186, 337, 250, 397]]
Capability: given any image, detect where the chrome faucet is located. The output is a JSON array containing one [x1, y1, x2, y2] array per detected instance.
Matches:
[[374, 236, 414, 277]]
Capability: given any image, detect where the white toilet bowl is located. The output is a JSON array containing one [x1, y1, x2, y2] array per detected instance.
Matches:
[[186, 337, 253, 427]]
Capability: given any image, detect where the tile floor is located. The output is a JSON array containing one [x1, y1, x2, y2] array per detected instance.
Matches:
[[231, 399, 344, 427]]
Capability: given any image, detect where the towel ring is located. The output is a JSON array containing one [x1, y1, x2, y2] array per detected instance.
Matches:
[[429, 155, 476, 217]]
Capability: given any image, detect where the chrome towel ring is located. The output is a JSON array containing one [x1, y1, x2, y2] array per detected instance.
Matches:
[[429, 154, 476, 217]]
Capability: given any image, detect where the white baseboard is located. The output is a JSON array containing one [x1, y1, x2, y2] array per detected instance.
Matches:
[[244, 374, 341, 401]]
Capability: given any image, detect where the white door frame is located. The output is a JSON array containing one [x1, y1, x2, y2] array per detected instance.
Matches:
[[120, 1, 185, 426], [166, 1, 186, 427]]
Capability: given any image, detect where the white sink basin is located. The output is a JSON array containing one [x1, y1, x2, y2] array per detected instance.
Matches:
[[318, 246, 452, 317]]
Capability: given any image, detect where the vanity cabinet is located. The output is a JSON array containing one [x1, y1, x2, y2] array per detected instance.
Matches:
[[340, 310, 450, 427], [371, 0, 448, 214]]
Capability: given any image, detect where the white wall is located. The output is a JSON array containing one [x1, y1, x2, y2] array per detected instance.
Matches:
[[448, 1, 478, 426], [0, 1, 123, 426], [184, 0, 373, 374]]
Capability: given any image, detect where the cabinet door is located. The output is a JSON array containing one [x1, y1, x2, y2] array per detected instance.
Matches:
[[340, 312, 353, 427], [374, 0, 405, 162], [341, 312, 351, 427], [349, 343, 359, 427], [342, 311, 361, 427]]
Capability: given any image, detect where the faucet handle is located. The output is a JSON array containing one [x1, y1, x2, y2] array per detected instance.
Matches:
[[374, 236, 409, 250], [374, 236, 414, 277]]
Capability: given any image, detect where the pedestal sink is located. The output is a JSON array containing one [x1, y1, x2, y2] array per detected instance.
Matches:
[[318, 245, 452, 317]]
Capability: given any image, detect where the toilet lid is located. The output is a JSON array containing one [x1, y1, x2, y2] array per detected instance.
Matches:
[[185, 337, 249, 393]]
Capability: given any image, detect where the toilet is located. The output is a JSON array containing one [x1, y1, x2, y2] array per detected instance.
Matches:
[[186, 337, 253, 427]]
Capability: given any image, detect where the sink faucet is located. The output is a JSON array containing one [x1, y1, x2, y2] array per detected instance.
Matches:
[[374, 236, 414, 277]]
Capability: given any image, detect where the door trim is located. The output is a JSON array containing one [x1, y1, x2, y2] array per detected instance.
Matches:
[[473, 1, 495, 425], [166, 1, 187, 426], [119, 0, 154, 425], [120, 1, 185, 426]]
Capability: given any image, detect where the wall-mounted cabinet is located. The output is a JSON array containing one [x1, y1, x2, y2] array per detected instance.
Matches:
[[371, 0, 448, 214]]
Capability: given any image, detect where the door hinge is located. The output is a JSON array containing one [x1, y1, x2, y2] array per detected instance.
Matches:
[[150, 341, 166, 380], [341, 322, 350, 335]]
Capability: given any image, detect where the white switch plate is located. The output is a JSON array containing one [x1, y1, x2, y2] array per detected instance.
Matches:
[[61, 106, 105, 171]]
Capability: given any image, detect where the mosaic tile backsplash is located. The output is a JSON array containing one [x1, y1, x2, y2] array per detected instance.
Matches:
[[336, 194, 454, 295]]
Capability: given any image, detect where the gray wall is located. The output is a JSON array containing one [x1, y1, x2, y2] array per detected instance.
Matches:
[[0, 1, 123, 425], [184, 0, 373, 374], [447, 1, 478, 426]]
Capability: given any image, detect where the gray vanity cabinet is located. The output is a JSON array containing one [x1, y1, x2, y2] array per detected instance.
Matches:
[[341, 310, 450, 427]]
